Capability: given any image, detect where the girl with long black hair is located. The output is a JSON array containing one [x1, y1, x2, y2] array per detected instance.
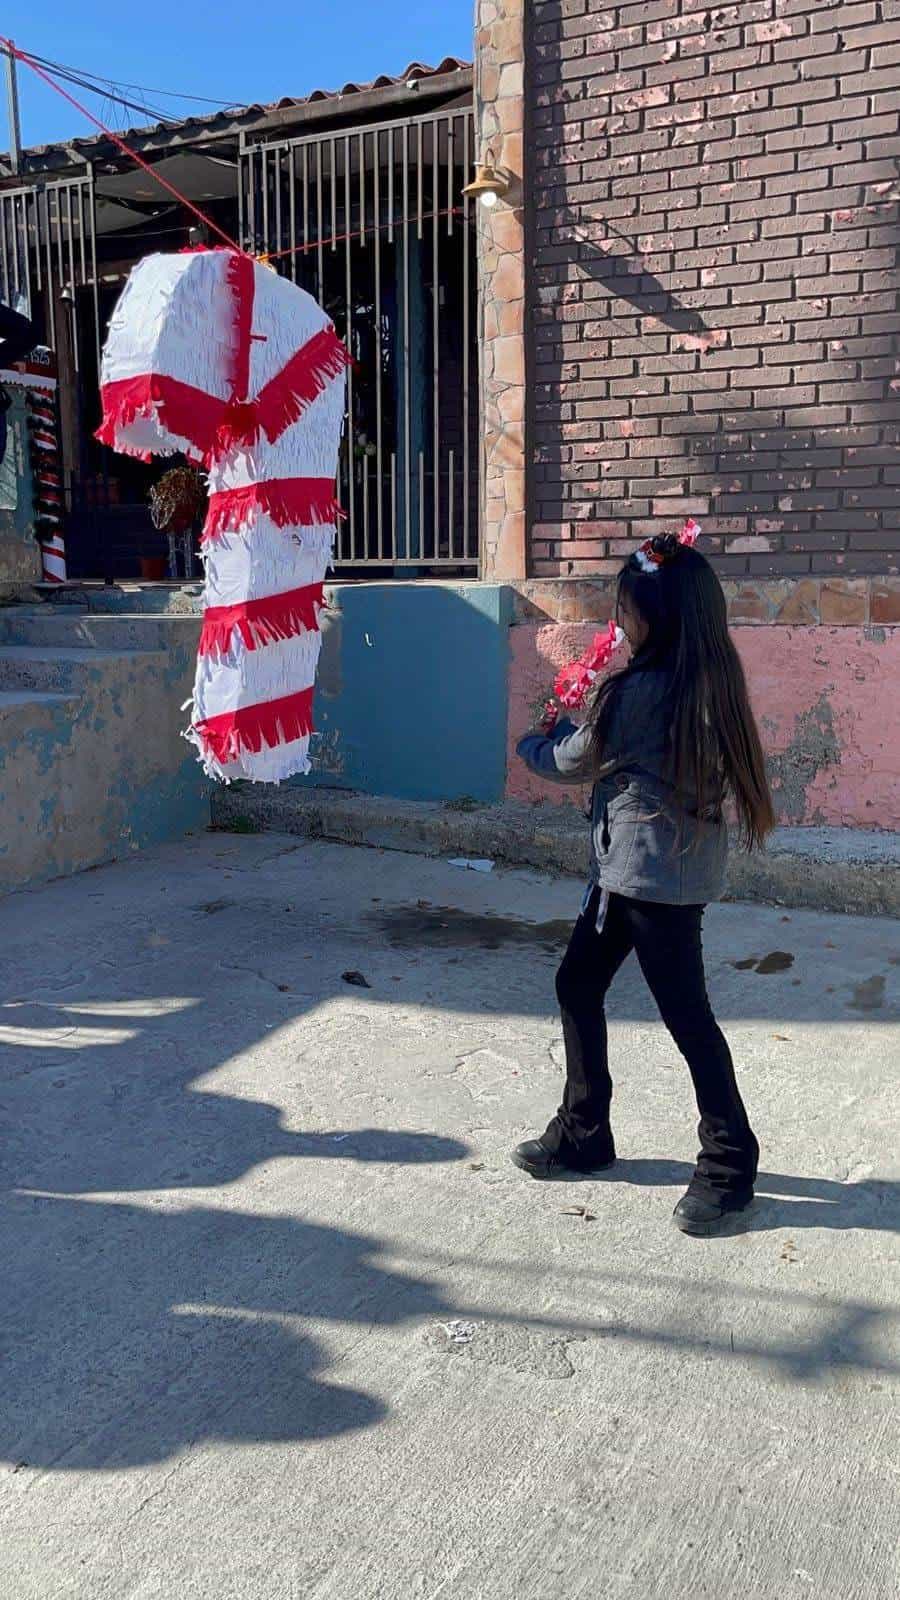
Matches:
[[514, 532, 775, 1235]]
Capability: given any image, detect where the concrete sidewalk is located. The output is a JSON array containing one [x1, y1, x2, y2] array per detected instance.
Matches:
[[212, 787, 900, 917], [1, 835, 898, 1599]]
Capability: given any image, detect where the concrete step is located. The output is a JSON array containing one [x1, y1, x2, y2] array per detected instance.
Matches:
[[0, 602, 208, 895], [0, 609, 200, 652], [211, 785, 900, 918], [0, 687, 80, 724], [0, 645, 170, 695], [31, 581, 204, 615]]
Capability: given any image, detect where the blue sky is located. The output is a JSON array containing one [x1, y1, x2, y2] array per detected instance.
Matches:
[[4, 1, 474, 149]]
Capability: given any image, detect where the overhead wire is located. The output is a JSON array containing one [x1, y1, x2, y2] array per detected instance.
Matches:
[[22, 51, 239, 111], [19, 54, 192, 127], [1, 38, 244, 252]]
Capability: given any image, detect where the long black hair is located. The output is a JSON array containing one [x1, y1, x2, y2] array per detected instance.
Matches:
[[589, 535, 775, 850]]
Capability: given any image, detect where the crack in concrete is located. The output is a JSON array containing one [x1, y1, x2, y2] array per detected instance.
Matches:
[[121, 1458, 182, 1528], [211, 844, 303, 874], [214, 960, 305, 996]]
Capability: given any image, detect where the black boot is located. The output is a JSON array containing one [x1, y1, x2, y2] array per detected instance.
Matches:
[[511, 1138, 615, 1181], [673, 1189, 753, 1236]]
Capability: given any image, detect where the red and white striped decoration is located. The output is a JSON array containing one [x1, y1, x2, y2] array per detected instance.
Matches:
[[8, 370, 67, 582], [96, 248, 350, 783]]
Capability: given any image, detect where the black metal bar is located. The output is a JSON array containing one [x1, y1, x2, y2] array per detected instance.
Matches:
[[288, 145, 297, 282]]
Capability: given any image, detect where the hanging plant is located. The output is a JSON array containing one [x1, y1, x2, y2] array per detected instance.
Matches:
[[148, 465, 206, 535]]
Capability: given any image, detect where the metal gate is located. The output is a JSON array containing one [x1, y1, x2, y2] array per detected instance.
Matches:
[[240, 108, 478, 570], [0, 173, 109, 576], [0, 173, 100, 370]]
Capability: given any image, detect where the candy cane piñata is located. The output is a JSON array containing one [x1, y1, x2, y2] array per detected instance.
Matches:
[[96, 247, 350, 782]]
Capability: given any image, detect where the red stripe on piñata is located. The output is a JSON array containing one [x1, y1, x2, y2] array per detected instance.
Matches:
[[254, 327, 351, 444], [225, 249, 255, 403], [213, 399, 260, 457], [198, 582, 324, 656], [206, 326, 351, 459], [194, 686, 315, 765], [203, 477, 343, 540], [96, 374, 224, 462]]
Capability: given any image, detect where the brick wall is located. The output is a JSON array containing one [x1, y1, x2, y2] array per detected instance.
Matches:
[[527, 0, 900, 579]]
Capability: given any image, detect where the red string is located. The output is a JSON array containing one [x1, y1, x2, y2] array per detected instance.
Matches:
[[260, 206, 466, 262], [1, 38, 244, 254]]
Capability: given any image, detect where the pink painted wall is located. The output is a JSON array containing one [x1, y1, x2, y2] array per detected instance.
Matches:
[[507, 622, 900, 830]]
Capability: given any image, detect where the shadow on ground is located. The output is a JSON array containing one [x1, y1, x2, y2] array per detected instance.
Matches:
[[6, 1168, 898, 1471], [523, 1156, 900, 1236], [2, 841, 898, 1471]]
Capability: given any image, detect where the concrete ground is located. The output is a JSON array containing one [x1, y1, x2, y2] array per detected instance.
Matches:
[[1, 834, 898, 1600]]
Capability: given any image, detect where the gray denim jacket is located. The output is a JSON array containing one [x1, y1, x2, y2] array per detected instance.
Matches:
[[517, 665, 727, 906]]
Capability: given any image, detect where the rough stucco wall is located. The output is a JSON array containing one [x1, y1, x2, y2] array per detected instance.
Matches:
[[0, 622, 209, 894], [507, 621, 900, 829], [740, 627, 900, 828]]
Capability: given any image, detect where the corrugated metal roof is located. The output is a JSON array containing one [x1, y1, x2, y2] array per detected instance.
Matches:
[[14, 58, 472, 164]]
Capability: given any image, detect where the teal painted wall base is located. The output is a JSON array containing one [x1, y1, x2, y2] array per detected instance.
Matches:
[[0, 582, 515, 894], [306, 582, 513, 805]]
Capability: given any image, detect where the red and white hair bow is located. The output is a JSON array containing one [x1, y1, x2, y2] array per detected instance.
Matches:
[[634, 517, 702, 573]]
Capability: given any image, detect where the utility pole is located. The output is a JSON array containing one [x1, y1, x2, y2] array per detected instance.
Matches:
[[3, 41, 22, 175]]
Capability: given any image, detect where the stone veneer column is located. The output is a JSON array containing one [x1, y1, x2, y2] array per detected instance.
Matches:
[[475, 0, 527, 581]]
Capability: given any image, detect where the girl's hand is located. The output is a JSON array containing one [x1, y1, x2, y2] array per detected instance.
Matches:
[[537, 700, 559, 734]]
